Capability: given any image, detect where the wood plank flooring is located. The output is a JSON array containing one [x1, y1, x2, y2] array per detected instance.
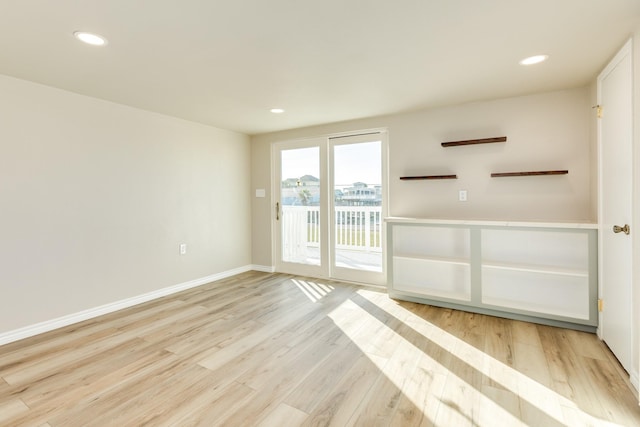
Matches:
[[1, 271, 639, 426]]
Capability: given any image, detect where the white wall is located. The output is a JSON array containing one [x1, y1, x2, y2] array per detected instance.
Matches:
[[251, 88, 592, 267], [0, 75, 251, 335]]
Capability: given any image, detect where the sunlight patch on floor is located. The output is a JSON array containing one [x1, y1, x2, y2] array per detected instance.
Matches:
[[328, 290, 624, 426], [291, 279, 334, 303]]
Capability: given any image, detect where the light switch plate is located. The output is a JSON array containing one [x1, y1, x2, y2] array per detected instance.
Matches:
[[255, 189, 266, 198], [459, 190, 468, 202]]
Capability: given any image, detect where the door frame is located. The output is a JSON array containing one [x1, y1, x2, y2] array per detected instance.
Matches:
[[271, 128, 388, 285], [596, 38, 638, 389]]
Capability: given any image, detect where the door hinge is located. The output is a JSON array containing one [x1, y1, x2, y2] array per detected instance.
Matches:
[[594, 105, 603, 118], [598, 299, 604, 312]]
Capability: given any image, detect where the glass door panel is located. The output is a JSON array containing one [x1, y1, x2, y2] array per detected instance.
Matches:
[[331, 136, 385, 285], [279, 146, 321, 267]]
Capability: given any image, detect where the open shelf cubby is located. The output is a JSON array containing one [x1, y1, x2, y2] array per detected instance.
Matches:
[[491, 170, 568, 178], [441, 136, 507, 147], [399, 174, 457, 180]]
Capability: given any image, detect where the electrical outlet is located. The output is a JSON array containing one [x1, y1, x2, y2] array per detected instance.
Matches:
[[459, 190, 468, 202], [179, 243, 187, 255]]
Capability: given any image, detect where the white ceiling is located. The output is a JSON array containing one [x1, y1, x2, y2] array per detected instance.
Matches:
[[1, 1, 639, 135]]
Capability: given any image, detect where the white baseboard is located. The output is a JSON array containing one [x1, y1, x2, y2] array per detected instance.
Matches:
[[0, 265, 253, 346], [251, 264, 276, 273]]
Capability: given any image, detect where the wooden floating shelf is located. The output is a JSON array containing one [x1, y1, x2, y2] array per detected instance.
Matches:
[[400, 174, 458, 180], [491, 170, 569, 178], [442, 136, 507, 147]]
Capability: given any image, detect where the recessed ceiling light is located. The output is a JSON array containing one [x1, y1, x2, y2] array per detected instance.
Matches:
[[73, 31, 108, 46], [270, 108, 285, 114], [519, 55, 548, 66]]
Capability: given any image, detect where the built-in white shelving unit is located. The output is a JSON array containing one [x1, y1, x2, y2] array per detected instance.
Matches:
[[386, 218, 598, 331]]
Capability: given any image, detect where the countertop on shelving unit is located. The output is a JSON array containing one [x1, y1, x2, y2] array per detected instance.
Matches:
[[384, 217, 598, 229]]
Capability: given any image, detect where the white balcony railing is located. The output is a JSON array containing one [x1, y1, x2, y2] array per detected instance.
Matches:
[[282, 206, 382, 255]]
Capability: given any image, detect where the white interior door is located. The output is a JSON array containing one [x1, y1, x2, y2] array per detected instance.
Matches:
[[598, 40, 633, 374]]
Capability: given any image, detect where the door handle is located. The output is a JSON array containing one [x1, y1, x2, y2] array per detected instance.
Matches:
[[613, 224, 630, 235], [276, 202, 280, 221]]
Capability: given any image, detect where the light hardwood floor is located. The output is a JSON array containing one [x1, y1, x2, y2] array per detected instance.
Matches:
[[1, 271, 639, 426]]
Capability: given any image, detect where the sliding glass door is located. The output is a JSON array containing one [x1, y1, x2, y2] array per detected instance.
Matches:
[[330, 134, 385, 285], [274, 132, 386, 285], [274, 138, 327, 278]]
